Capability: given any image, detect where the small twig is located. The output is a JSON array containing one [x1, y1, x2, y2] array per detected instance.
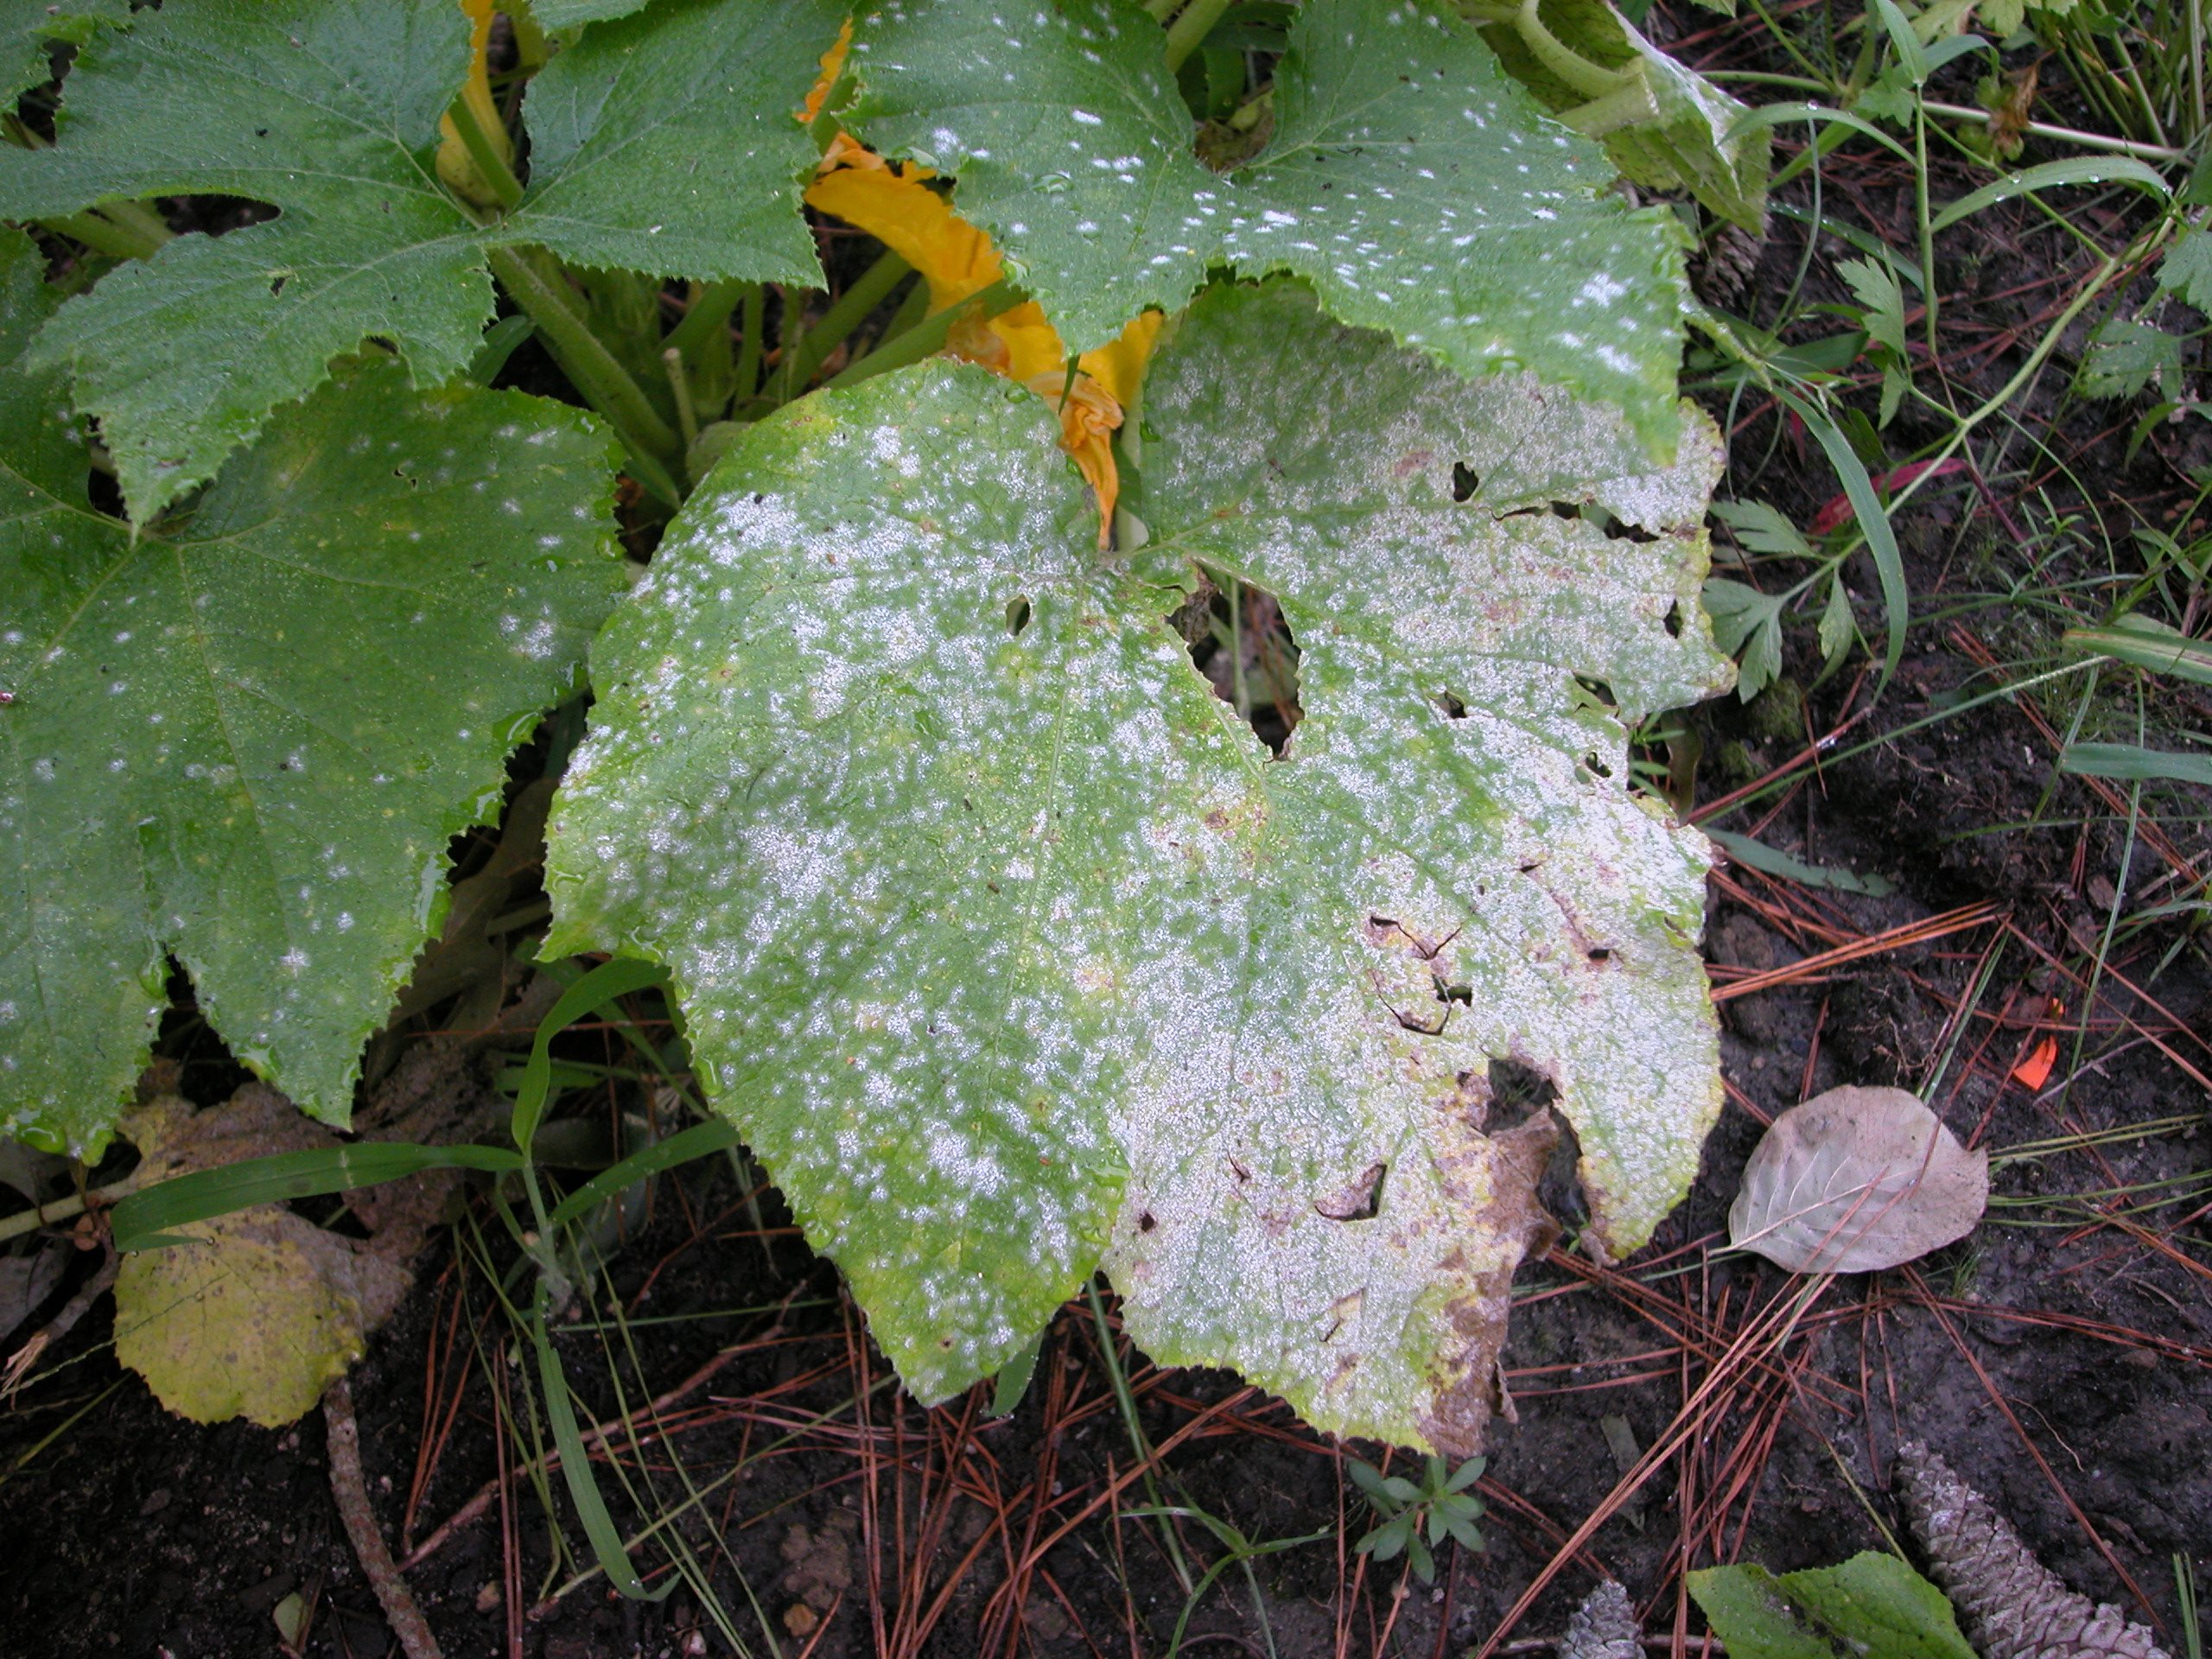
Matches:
[[325, 1376, 446, 1659], [1, 1241, 119, 1400]]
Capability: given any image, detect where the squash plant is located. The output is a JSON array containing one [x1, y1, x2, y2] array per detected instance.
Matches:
[[1, 0, 1747, 1455]]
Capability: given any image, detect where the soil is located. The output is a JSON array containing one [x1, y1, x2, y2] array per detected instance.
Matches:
[[6, 11, 2212, 1659]]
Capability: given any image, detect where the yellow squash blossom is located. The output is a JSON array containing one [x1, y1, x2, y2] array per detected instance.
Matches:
[[801, 31, 1160, 545], [436, 0, 512, 208]]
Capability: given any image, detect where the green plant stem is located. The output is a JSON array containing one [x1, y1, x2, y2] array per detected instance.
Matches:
[[41, 207, 168, 260], [445, 86, 524, 210], [1162, 0, 1236, 70], [1914, 101, 1937, 357], [823, 276, 1021, 390], [1086, 1281, 1196, 1596], [662, 347, 699, 451], [486, 245, 684, 506], [734, 282, 766, 404], [1563, 77, 1661, 138], [772, 283, 809, 404], [1499, 0, 1634, 99], [1914, 101, 2193, 164], [662, 278, 747, 364], [784, 250, 913, 391], [0, 1173, 142, 1243], [872, 275, 935, 348]]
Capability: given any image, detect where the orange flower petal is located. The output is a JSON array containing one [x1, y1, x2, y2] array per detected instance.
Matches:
[[2011, 1035, 2057, 1091], [803, 166, 1001, 309], [800, 19, 854, 124]]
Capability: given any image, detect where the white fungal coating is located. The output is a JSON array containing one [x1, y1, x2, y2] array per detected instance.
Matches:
[[544, 284, 1733, 1452]]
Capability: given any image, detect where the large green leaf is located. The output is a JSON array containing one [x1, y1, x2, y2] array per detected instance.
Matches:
[[1, 0, 129, 105], [844, 0, 1689, 450], [544, 282, 1730, 1451], [500, 0, 836, 284], [0, 229, 623, 1156], [0, 0, 836, 522]]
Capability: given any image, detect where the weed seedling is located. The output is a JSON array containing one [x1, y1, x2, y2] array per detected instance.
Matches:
[[1348, 1453, 1487, 1585]]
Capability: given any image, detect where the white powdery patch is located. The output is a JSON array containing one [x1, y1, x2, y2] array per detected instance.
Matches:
[[543, 310, 1728, 1449]]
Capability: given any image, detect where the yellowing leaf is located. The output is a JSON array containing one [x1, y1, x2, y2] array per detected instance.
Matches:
[[109, 1084, 442, 1427], [114, 1206, 401, 1427]]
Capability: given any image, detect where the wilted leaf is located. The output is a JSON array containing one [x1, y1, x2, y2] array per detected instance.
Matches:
[[1728, 1084, 1987, 1274], [110, 1087, 423, 1426], [846, 0, 1690, 451], [0, 0, 834, 519], [545, 281, 1732, 1452], [0, 1239, 64, 1343], [0, 229, 623, 1155], [1687, 1553, 1980, 1659], [1461, 0, 1771, 231]]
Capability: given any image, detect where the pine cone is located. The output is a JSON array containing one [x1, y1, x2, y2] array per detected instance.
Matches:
[[1893, 1441, 2168, 1659], [1560, 1580, 1642, 1659]]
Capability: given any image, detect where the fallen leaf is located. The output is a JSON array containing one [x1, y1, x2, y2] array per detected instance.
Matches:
[[1807, 460, 1966, 535], [1728, 1084, 1987, 1274], [111, 1084, 461, 1426], [114, 1207, 407, 1427], [0, 1242, 65, 1343]]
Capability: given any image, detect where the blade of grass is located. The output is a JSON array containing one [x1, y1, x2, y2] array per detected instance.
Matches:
[[111, 1143, 524, 1252]]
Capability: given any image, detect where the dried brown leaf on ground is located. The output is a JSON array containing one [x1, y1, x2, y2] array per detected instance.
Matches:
[[1560, 1580, 1643, 1659], [1729, 1085, 1988, 1273], [1895, 1441, 2170, 1659]]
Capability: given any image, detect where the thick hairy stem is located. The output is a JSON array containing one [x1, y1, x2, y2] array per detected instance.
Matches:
[[486, 245, 684, 505]]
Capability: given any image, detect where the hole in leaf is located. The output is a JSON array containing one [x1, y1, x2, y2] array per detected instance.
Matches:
[[268, 274, 287, 297], [1315, 1160, 1386, 1222], [1180, 572, 1302, 757], [1451, 461, 1480, 502], [1662, 601, 1684, 639], [1435, 690, 1467, 721], [1590, 509, 1658, 544], [1005, 595, 1032, 636], [1573, 676, 1616, 713], [1586, 947, 1611, 963], [1582, 752, 1614, 780], [1138, 1211, 1156, 1232], [1485, 1060, 1558, 1133]]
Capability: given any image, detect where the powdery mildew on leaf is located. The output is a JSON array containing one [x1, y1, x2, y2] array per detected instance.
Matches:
[[0, 231, 624, 1154], [1109, 283, 1730, 1446], [846, 0, 1688, 449], [0, 0, 836, 520], [545, 283, 1730, 1451]]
